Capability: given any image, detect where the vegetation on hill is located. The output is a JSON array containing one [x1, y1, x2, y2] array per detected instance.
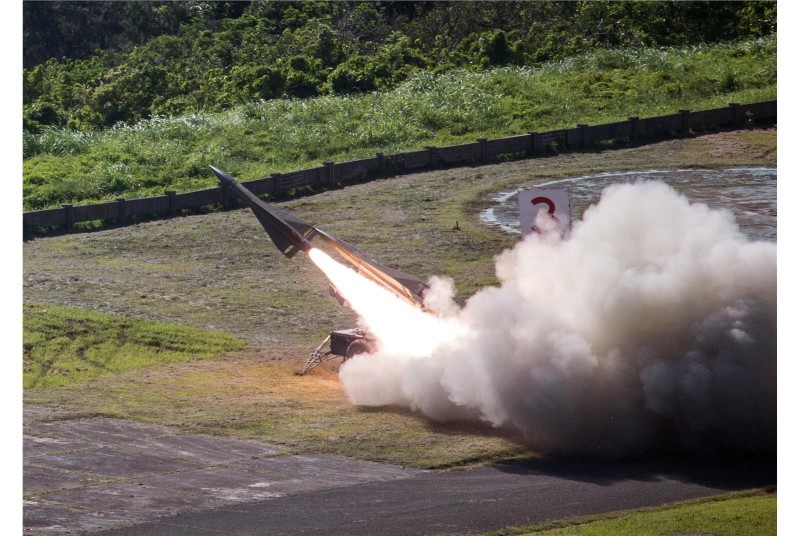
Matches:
[[23, 36, 776, 210], [23, 1, 776, 132]]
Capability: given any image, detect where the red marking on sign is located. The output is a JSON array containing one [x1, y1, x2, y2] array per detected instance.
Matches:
[[531, 196, 556, 213], [531, 196, 561, 233]]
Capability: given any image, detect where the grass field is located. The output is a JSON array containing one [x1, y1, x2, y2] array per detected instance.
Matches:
[[22, 36, 775, 210], [23, 128, 776, 468], [23, 303, 245, 389], [490, 488, 776, 536]]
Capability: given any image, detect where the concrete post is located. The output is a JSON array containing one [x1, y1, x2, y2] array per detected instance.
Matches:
[[477, 138, 488, 163], [324, 161, 335, 187], [62, 204, 73, 230], [376, 152, 386, 176], [116, 198, 126, 223], [426, 146, 438, 169], [577, 124, 589, 147], [166, 190, 177, 216], [729, 102, 741, 127], [219, 185, 231, 207], [679, 109, 690, 137], [269, 173, 281, 194], [629, 116, 639, 142]]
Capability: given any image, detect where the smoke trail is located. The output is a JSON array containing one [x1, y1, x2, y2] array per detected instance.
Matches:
[[338, 181, 776, 457]]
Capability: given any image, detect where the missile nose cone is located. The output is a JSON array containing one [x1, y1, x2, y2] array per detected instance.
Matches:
[[209, 165, 233, 184]]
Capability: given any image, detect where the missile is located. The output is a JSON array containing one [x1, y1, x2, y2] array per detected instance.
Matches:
[[210, 165, 316, 258], [210, 166, 430, 312]]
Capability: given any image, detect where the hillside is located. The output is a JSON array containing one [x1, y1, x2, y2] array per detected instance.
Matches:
[[22, 36, 777, 211], [23, 1, 775, 132]]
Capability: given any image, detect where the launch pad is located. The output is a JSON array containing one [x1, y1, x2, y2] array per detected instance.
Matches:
[[297, 328, 375, 375]]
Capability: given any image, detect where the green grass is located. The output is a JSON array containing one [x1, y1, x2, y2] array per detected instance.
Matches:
[[23, 303, 246, 388], [22, 36, 776, 210], [490, 489, 776, 536]]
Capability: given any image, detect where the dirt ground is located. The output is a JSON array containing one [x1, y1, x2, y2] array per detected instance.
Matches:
[[22, 127, 777, 468]]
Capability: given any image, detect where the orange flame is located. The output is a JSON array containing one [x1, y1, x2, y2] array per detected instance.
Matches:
[[308, 248, 466, 358]]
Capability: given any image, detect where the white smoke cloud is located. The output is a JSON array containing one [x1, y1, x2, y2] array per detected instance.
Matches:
[[339, 181, 776, 458]]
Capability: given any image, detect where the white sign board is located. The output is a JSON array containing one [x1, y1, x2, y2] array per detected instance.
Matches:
[[518, 189, 571, 237]]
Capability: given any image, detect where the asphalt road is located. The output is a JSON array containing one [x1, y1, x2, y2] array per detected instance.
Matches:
[[96, 456, 775, 536], [24, 407, 775, 535]]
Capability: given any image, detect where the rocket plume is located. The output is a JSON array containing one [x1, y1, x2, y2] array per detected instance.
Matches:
[[308, 248, 467, 357], [318, 181, 777, 458]]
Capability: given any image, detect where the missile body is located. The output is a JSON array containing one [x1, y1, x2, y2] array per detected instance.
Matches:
[[210, 166, 429, 311], [210, 166, 317, 258]]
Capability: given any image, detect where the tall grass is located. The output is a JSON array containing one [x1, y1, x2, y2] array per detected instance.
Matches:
[[23, 36, 776, 210]]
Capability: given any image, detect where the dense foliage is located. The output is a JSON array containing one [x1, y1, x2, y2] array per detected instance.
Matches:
[[23, 1, 776, 132], [23, 37, 777, 210]]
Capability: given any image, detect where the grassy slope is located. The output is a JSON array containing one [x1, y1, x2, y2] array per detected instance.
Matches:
[[23, 128, 776, 468], [490, 489, 776, 536], [22, 37, 776, 210]]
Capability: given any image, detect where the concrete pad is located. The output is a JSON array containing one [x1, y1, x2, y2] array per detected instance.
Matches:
[[24, 435, 98, 460], [232, 455, 425, 489], [23, 408, 422, 534], [34, 445, 204, 479], [27, 418, 175, 447], [24, 465, 103, 494], [35, 454, 422, 530], [24, 499, 135, 535], [131, 433, 283, 464], [142, 455, 423, 505], [42, 483, 215, 522]]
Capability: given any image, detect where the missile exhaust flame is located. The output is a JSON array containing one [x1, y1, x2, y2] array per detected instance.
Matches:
[[308, 247, 467, 358]]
